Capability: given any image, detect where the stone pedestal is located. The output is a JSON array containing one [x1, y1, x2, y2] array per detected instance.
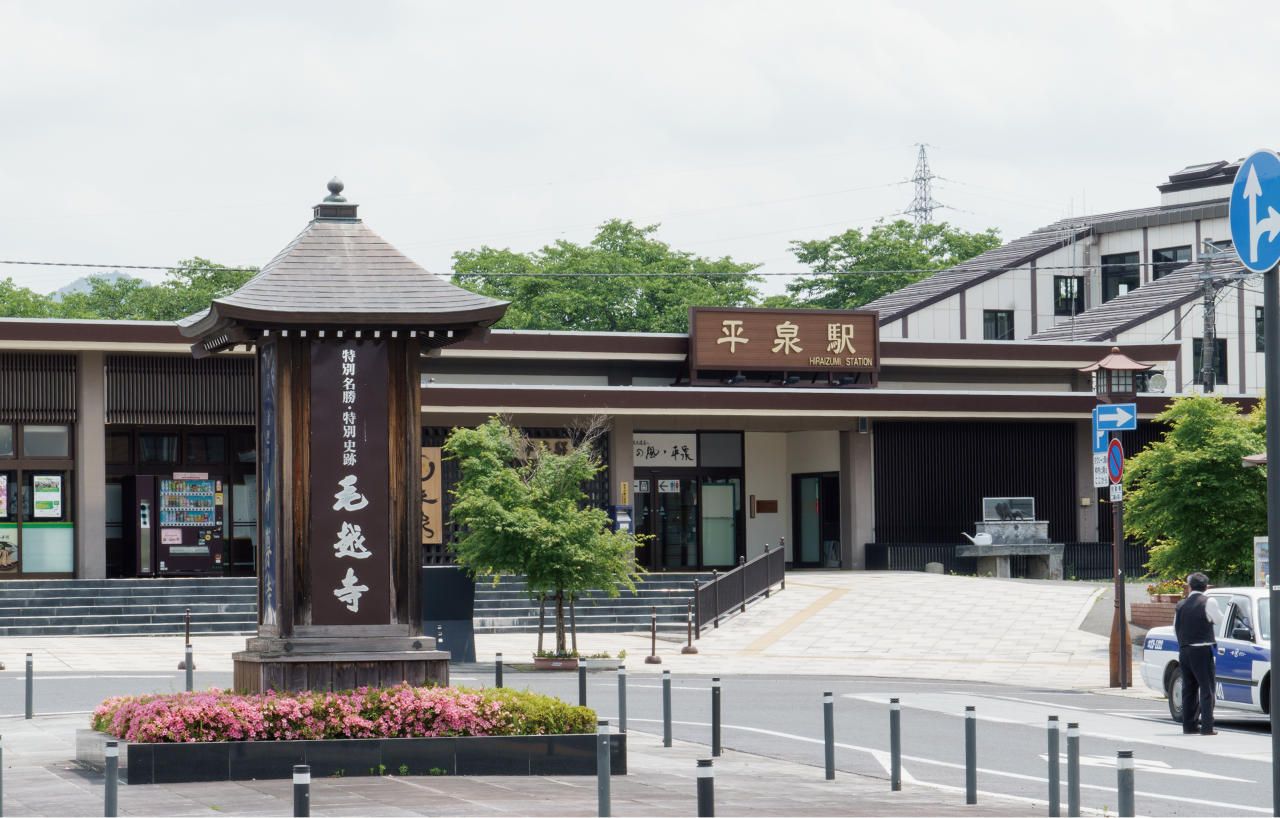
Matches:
[[975, 520, 1050, 545], [956, 543, 1064, 580]]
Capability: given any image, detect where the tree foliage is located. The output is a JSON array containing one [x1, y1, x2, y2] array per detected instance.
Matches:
[[443, 416, 643, 654], [784, 219, 1002, 309], [451, 220, 761, 333], [1124, 394, 1266, 583], [0, 258, 257, 322]]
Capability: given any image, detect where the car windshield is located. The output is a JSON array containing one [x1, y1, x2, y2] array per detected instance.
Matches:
[[1260, 598, 1271, 641]]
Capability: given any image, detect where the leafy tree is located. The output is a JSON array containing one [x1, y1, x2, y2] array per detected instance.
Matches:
[[1124, 394, 1266, 583], [0, 279, 56, 318], [57, 275, 164, 320], [452, 219, 761, 333], [785, 219, 1002, 309], [443, 416, 643, 655]]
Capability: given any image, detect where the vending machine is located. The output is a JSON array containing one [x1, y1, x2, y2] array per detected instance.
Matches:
[[122, 474, 224, 576]]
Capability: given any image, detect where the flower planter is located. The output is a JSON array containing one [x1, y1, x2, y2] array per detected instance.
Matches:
[[1131, 601, 1176, 628], [533, 657, 579, 670], [76, 729, 626, 784]]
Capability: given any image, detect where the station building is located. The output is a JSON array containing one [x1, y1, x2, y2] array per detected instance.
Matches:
[[0, 160, 1259, 580]]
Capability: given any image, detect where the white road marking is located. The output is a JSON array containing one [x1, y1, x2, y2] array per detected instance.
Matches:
[[7, 675, 175, 680], [618, 717, 1273, 814], [1036, 752, 1252, 782]]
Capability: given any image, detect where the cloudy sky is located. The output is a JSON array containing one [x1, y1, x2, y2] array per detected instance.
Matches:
[[0, 1, 1273, 297]]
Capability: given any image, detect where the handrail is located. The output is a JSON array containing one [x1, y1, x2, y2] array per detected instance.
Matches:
[[693, 543, 786, 634]]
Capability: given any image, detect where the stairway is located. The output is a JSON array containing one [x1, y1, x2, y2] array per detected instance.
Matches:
[[0, 577, 258, 636], [472, 574, 712, 635]]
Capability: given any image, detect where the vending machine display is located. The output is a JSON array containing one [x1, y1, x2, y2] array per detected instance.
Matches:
[[124, 474, 224, 575]]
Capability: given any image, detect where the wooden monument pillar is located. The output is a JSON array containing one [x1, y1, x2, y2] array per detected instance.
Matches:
[[179, 179, 508, 693]]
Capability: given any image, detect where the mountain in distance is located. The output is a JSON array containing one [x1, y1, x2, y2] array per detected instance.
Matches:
[[52, 271, 151, 302]]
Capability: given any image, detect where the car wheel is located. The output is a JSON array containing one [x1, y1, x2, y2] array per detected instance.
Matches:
[[1167, 666, 1184, 723]]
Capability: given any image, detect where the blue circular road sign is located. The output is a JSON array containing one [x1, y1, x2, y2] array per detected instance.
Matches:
[[1230, 149, 1280, 273], [1107, 438, 1124, 484]]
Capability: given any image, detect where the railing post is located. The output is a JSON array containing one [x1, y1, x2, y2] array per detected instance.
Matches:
[[293, 764, 310, 817], [713, 570, 720, 628], [1048, 715, 1060, 817], [597, 719, 611, 818], [779, 538, 786, 589], [693, 579, 702, 640], [765, 544, 772, 598], [104, 740, 119, 817], [889, 698, 901, 791], [739, 556, 747, 613], [645, 605, 662, 665]]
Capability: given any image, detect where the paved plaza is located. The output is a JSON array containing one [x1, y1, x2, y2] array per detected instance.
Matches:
[[0, 712, 1051, 817], [1, 573, 1115, 690]]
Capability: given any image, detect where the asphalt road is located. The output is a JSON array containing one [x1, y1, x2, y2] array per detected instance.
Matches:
[[5, 666, 1273, 816]]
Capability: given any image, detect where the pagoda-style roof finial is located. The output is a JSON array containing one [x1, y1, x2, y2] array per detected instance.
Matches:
[[324, 177, 346, 203]]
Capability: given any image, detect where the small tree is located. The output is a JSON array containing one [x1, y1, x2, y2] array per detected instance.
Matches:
[[443, 415, 643, 655], [1124, 393, 1266, 583]]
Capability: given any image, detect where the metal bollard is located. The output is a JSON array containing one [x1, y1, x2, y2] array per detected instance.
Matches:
[[889, 698, 901, 792], [597, 719, 611, 817], [711, 678, 721, 757], [1, 733, 5, 818], [1048, 715, 1060, 817], [964, 705, 976, 805], [1116, 750, 1134, 818], [104, 740, 119, 817], [293, 764, 310, 817], [618, 665, 627, 733], [1067, 723, 1080, 817], [662, 670, 673, 747], [579, 663, 588, 707], [185, 644, 194, 692], [696, 758, 715, 817], [25, 654, 33, 720], [645, 605, 662, 664], [682, 599, 698, 654], [823, 691, 835, 780], [495, 653, 503, 688]]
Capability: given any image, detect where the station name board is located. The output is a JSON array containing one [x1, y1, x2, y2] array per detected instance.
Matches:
[[689, 306, 880, 373]]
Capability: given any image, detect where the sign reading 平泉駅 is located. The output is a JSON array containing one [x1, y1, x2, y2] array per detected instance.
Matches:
[[689, 307, 880, 372]]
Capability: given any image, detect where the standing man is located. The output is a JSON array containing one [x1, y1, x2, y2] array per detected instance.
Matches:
[[1173, 572, 1224, 736]]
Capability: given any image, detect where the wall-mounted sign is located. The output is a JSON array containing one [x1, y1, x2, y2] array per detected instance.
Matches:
[[634, 480, 650, 493], [658, 480, 681, 493], [310, 339, 390, 625], [0, 474, 6, 517], [421, 446, 442, 546], [634, 433, 697, 466], [689, 306, 880, 373], [173, 472, 209, 480]]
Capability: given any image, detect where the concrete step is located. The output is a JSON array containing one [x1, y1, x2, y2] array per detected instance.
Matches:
[[2, 621, 256, 637]]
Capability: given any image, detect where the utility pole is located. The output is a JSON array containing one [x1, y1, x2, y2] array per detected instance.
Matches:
[[904, 144, 943, 227], [1197, 241, 1221, 392]]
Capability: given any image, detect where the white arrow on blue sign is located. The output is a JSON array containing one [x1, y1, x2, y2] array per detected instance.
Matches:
[[1230, 150, 1280, 274], [1093, 403, 1136, 443]]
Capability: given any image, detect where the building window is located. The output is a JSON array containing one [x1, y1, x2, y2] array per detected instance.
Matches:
[[983, 310, 1015, 341], [1053, 276, 1085, 316], [185, 434, 226, 464], [1257, 307, 1265, 353], [139, 433, 179, 464], [1192, 338, 1228, 385], [1101, 252, 1140, 302], [0, 426, 13, 458], [1152, 246, 1192, 279], [23, 426, 70, 458], [105, 433, 131, 465]]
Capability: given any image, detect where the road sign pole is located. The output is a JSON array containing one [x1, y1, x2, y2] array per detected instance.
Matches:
[[1266, 261, 1280, 817]]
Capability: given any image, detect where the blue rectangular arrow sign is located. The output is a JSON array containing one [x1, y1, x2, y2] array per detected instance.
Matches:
[[1091, 407, 1108, 454], [1094, 403, 1137, 433]]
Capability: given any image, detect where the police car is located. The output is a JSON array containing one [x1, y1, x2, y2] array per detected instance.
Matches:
[[1140, 587, 1271, 722]]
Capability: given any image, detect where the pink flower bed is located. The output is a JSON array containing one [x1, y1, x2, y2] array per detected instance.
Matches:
[[92, 683, 594, 744]]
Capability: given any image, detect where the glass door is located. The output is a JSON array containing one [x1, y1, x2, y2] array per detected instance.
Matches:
[[701, 477, 740, 568], [632, 478, 653, 570], [657, 477, 698, 568], [792, 472, 840, 568]]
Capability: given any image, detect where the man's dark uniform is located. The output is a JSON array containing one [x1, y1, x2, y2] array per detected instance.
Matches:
[[1174, 592, 1216, 734]]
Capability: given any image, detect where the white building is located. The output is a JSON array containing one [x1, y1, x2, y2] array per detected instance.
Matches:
[[865, 159, 1259, 395]]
